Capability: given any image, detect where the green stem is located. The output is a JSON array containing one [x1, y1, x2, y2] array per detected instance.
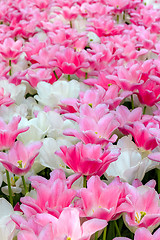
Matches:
[[68, 74, 71, 81], [95, 231, 98, 240], [9, 59, 12, 76], [131, 95, 134, 110], [6, 170, 13, 206], [21, 175, 28, 194], [117, 14, 119, 24], [53, 70, 58, 80], [103, 226, 107, 240], [85, 72, 88, 79], [17, 160, 28, 194], [70, 21, 72, 28], [29, 183, 32, 192], [114, 221, 121, 237], [156, 168, 160, 193], [83, 175, 87, 188], [123, 11, 125, 21], [143, 106, 146, 115]]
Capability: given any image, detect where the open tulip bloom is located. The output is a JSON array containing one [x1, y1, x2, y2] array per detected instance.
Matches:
[[0, 141, 42, 175]]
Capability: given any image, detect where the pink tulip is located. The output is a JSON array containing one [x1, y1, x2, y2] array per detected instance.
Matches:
[[123, 184, 160, 232], [0, 116, 29, 150], [114, 227, 160, 240], [14, 208, 107, 240], [61, 85, 131, 113], [121, 119, 158, 151], [0, 87, 14, 106], [105, 0, 130, 10], [116, 105, 142, 129], [64, 107, 119, 145], [106, 64, 143, 91], [26, 68, 56, 88], [55, 142, 120, 177], [137, 79, 160, 106], [31, 45, 59, 69], [0, 140, 42, 175], [19, 169, 77, 218], [51, 46, 89, 75], [0, 38, 23, 60], [148, 127, 160, 162], [74, 176, 133, 221], [87, 16, 120, 38], [61, 6, 80, 21], [23, 37, 46, 62]]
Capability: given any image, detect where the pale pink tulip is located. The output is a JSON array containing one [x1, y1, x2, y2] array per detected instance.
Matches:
[[19, 169, 77, 218], [74, 176, 133, 221], [0, 116, 29, 150], [123, 184, 160, 232], [0, 140, 42, 175], [0, 38, 23, 60], [14, 208, 107, 240], [114, 227, 160, 240]]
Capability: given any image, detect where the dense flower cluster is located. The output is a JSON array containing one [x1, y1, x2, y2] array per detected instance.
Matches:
[[0, 0, 160, 239]]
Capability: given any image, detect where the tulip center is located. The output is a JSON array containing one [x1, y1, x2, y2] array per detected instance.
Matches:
[[135, 211, 146, 224], [18, 160, 23, 168], [10, 176, 19, 186], [17, 160, 26, 168], [138, 148, 151, 159], [95, 132, 101, 138]]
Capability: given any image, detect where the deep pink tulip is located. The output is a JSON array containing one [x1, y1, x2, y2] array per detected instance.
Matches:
[[55, 142, 120, 177], [137, 79, 160, 106], [121, 117, 158, 151]]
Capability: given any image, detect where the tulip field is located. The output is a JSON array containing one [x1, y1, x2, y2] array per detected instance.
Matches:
[[0, 0, 160, 239]]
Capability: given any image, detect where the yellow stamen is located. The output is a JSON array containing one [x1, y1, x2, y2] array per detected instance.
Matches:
[[17, 160, 23, 168], [10, 176, 19, 186], [10, 177, 15, 186], [135, 211, 146, 224]]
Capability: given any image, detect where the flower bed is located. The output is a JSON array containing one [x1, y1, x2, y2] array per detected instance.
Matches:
[[0, 0, 160, 239]]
